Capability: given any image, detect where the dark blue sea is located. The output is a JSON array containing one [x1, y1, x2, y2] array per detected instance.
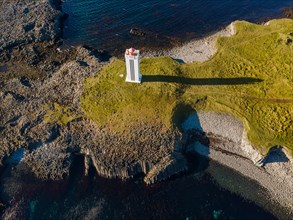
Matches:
[[62, 0, 292, 55]]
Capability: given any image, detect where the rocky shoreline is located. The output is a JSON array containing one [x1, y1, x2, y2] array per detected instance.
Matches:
[[183, 112, 293, 218], [141, 23, 236, 63], [0, 0, 293, 219]]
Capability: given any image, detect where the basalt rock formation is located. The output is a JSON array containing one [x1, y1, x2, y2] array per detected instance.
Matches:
[[0, 0, 65, 51]]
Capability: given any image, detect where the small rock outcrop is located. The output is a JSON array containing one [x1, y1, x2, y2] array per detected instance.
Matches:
[[130, 28, 146, 37], [282, 7, 293, 18], [144, 152, 188, 184], [23, 142, 72, 180]]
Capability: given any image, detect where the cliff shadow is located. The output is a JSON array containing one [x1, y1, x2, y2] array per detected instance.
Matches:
[[261, 146, 289, 165], [142, 75, 263, 85], [172, 103, 210, 173]]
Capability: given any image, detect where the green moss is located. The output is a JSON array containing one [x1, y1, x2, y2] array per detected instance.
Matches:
[[81, 57, 181, 132], [44, 103, 81, 126], [81, 19, 293, 153]]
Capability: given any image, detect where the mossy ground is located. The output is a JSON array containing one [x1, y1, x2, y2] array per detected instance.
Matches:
[[44, 103, 81, 126], [81, 19, 293, 155]]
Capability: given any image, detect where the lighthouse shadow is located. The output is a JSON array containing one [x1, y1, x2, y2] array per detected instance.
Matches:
[[142, 75, 263, 85], [172, 104, 210, 173]]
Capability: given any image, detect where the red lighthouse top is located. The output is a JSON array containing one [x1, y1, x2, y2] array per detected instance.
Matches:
[[125, 48, 137, 56], [129, 48, 135, 55]]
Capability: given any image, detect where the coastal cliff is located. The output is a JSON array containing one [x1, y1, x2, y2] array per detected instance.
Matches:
[[0, 0, 293, 219]]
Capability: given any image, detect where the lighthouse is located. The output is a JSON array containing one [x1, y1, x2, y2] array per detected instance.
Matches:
[[125, 48, 142, 83]]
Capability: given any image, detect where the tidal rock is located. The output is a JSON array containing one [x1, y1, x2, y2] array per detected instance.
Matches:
[[130, 28, 146, 37], [282, 7, 293, 18], [144, 152, 188, 184], [22, 142, 72, 180]]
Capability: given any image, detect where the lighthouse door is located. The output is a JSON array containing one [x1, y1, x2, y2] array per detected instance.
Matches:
[[129, 60, 135, 81]]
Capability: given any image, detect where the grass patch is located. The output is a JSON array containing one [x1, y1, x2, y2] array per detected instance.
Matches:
[[81, 57, 181, 132], [81, 19, 293, 154], [44, 103, 81, 126]]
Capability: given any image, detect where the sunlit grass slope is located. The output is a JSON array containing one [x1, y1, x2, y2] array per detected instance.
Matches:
[[81, 58, 181, 132], [81, 19, 293, 154]]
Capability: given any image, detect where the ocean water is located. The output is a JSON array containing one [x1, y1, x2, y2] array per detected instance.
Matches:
[[61, 0, 292, 54], [1, 156, 280, 219]]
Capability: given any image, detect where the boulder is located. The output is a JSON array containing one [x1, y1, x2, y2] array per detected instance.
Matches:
[[130, 28, 146, 37]]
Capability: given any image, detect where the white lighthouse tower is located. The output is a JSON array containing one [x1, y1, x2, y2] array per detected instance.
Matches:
[[125, 48, 142, 83]]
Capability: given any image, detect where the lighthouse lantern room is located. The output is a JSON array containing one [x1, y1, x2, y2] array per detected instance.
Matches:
[[125, 48, 142, 83]]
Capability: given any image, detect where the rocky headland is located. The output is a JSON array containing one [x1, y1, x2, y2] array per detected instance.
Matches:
[[0, 0, 293, 219]]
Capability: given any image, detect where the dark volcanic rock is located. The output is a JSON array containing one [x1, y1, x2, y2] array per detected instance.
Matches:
[[79, 121, 184, 183], [144, 152, 188, 184], [130, 28, 146, 37], [23, 142, 73, 180], [282, 7, 293, 18], [0, 45, 102, 172], [0, 0, 65, 51]]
